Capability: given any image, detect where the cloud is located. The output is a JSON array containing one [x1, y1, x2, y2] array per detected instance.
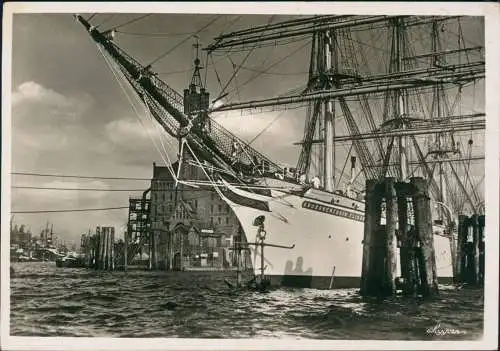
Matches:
[[39, 180, 111, 200], [11, 81, 96, 155], [212, 109, 296, 139], [103, 117, 178, 167], [11, 81, 95, 126], [12, 81, 70, 107], [105, 118, 156, 143], [211, 109, 302, 165]]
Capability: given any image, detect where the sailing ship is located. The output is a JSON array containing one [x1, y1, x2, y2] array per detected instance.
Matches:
[[75, 14, 485, 288]]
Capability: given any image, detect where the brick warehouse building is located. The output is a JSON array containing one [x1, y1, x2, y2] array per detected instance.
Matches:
[[135, 148, 251, 271]]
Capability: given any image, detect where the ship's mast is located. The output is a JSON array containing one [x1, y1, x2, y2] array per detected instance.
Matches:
[[431, 20, 448, 222], [394, 17, 409, 181], [323, 30, 336, 192]]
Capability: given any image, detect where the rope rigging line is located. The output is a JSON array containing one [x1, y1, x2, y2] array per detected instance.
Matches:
[[110, 14, 152, 31], [87, 13, 97, 22], [115, 30, 194, 38], [147, 15, 222, 68], [224, 39, 311, 99], [10, 172, 150, 181], [346, 28, 386, 163], [232, 64, 242, 107], [212, 15, 276, 102], [12, 207, 129, 214], [12, 186, 148, 192], [217, 15, 243, 37], [336, 143, 354, 189], [209, 36, 309, 54], [95, 42, 177, 179], [95, 14, 116, 29], [203, 50, 210, 88], [223, 54, 243, 104], [156, 56, 226, 76], [141, 97, 178, 171], [237, 66, 308, 76], [210, 54, 225, 97], [247, 111, 286, 147]]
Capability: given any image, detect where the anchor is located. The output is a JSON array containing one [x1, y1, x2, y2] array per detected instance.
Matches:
[[224, 215, 295, 293]]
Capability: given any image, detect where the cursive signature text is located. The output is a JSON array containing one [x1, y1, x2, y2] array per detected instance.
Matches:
[[426, 323, 467, 336]]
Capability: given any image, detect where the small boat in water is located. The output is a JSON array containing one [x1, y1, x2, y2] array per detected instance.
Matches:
[[55, 254, 86, 268]]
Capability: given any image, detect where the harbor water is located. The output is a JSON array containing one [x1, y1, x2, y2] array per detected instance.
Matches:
[[10, 262, 483, 340]]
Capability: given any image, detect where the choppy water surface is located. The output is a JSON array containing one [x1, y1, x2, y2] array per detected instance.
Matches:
[[10, 262, 483, 339]]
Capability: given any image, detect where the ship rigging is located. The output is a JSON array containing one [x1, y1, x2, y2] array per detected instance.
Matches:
[[74, 13, 485, 288], [75, 14, 484, 217]]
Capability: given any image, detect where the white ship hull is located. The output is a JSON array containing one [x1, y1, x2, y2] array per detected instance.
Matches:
[[218, 178, 454, 289]]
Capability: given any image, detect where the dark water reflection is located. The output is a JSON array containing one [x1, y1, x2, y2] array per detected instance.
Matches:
[[10, 262, 483, 339]]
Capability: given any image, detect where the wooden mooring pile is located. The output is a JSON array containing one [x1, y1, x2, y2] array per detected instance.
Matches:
[[361, 177, 438, 298], [456, 214, 485, 285], [81, 226, 116, 270]]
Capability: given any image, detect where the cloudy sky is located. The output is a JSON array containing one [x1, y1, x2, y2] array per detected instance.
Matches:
[[8, 11, 486, 245], [9, 12, 314, 244]]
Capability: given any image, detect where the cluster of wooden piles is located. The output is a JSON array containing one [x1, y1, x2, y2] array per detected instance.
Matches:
[[456, 214, 485, 285], [361, 177, 439, 298], [81, 226, 116, 270]]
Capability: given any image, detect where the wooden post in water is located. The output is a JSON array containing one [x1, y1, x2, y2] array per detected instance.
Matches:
[[411, 177, 438, 297], [383, 178, 398, 296], [87, 235, 95, 268], [147, 231, 151, 270], [105, 227, 110, 270], [456, 215, 467, 283], [103, 227, 108, 270], [179, 231, 184, 271], [89, 235, 95, 269], [169, 231, 174, 271], [449, 221, 458, 283], [360, 179, 377, 296], [93, 230, 98, 269], [470, 215, 480, 285], [102, 228, 106, 270], [155, 231, 160, 270], [110, 227, 115, 271], [108, 227, 113, 270], [102, 227, 107, 270], [395, 182, 417, 296], [360, 179, 382, 297], [124, 229, 128, 272], [478, 215, 485, 284], [86, 236, 91, 267], [107, 228, 111, 270], [98, 226, 105, 270], [150, 230, 154, 270]]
